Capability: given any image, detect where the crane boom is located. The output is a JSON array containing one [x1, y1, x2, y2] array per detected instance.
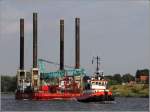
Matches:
[[38, 58, 86, 79], [38, 58, 74, 68]]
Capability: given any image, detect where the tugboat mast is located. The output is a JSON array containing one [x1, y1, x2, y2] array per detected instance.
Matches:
[[92, 56, 104, 80], [92, 56, 101, 74]]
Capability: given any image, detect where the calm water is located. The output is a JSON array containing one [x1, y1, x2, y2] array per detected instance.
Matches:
[[1, 94, 149, 111]]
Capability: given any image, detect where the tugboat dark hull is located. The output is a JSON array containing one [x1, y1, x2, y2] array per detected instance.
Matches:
[[77, 93, 114, 102], [77, 95, 114, 102]]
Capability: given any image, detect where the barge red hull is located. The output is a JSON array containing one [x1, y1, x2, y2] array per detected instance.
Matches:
[[15, 92, 80, 100], [15, 91, 114, 102]]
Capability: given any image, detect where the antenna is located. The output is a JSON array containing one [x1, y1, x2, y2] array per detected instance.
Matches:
[[92, 56, 101, 74]]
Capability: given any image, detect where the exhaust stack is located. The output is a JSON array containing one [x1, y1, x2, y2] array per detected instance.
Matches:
[[20, 18, 24, 70], [33, 13, 38, 68], [60, 19, 64, 70], [75, 18, 80, 69]]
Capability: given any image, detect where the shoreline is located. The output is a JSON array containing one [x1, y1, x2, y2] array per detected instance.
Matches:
[[109, 84, 149, 98]]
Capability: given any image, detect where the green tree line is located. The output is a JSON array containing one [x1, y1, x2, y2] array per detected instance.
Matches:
[[105, 69, 149, 85], [105, 73, 135, 86], [1, 75, 17, 92]]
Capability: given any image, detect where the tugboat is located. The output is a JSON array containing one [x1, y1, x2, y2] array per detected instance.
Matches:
[[76, 56, 114, 102]]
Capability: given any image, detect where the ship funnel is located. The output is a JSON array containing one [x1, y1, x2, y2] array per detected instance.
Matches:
[[60, 19, 64, 70], [33, 13, 38, 68], [75, 18, 80, 69], [20, 18, 24, 70]]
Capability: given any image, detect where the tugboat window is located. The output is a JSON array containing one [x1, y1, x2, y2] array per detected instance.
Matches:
[[92, 82, 95, 85], [99, 82, 101, 85]]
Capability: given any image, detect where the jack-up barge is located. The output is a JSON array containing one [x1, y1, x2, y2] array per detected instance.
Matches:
[[15, 13, 114, 102]]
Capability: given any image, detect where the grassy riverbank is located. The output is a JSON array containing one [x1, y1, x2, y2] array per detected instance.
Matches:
[[109, 84, 149, 97]]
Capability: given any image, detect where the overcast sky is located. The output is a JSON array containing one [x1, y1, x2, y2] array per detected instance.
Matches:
[[0, 0, 150, 76]]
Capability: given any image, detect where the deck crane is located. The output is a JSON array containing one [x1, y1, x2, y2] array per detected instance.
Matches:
[[38, 58, 86, 79]]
